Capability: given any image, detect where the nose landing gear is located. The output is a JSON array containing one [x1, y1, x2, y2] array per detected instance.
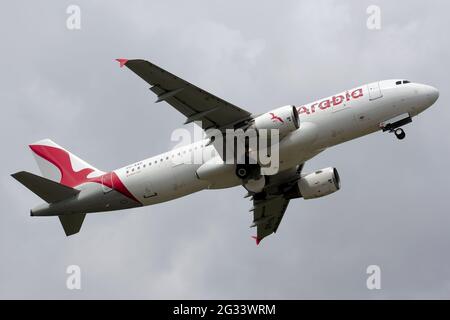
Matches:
[[379, 113, 411, 141], [394, 128, 406, 140]]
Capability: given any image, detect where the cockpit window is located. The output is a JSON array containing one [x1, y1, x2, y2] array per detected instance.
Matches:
[[396, 80, 411, 85]]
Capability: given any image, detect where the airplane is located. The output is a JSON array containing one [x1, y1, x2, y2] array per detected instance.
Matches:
[[11, 58, 439, 244]]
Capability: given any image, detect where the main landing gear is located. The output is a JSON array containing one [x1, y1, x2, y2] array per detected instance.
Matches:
[[236, 166, 249, 179], [236, 164, 260, 180], [394, 128, 406, 140]]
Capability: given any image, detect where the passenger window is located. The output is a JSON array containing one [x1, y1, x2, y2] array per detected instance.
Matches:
[[396, 81, 401, 85], [403, 80, 410, 84]]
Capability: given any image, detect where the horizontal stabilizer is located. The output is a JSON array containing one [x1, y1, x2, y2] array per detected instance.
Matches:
[[11, 171, 80, 203], [59, 214, 86, 236]]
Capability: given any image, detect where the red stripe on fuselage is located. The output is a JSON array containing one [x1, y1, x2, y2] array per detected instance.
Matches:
[[102, 171, 140, 204]]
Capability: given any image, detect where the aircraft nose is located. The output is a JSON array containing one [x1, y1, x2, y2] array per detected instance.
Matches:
[[425, 85, 439, 104]]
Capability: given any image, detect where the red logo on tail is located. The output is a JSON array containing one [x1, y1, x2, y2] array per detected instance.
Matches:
[[30, 145, 95, 187], [30, 144, 140, 203]]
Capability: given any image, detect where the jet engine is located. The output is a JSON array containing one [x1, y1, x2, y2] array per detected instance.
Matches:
[[296, 167, 340, 199], [252, 105, 299, 138]]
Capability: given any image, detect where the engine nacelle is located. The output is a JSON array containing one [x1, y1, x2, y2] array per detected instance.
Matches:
[[196, 157, 239, 189], [252, 105, 299, 138], [297, 167, 341, 199]]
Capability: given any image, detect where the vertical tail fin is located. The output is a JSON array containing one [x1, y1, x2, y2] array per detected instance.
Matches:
[[29, 139, 104, 188]]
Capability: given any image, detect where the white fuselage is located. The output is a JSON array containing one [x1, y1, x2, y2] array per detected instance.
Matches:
[[113, 80, 439, 206]]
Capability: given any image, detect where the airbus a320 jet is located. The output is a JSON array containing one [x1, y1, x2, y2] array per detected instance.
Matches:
[[12, 59, 439, 244]]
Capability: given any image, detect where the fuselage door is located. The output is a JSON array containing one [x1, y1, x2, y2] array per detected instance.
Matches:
[[367, 82, 383, 100], [101, 172, 113, 193]]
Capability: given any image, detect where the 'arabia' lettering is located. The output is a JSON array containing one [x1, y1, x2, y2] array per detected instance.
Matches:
[[319, 100, 331, 110], [351, 88, 363, 98], [297, 88, 364, 116], [298, 106, 310, 115], [332, 95, 344, 106]]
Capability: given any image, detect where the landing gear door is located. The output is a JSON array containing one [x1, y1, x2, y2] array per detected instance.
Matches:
[[367, 82, 383, 101], [101, 172, 113, 193]]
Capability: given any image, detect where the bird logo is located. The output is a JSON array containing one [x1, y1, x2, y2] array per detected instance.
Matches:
[[269, 113, 284, 123]]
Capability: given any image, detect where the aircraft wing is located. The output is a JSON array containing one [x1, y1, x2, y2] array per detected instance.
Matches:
[[251, 196, 290, 244], [116, 59, 252, 130], [249, 165, 303, 244]]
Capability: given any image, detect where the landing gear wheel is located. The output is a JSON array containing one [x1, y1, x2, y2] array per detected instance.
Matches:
[[236, 166, 249, 179], [244, 176, 266, 193], [236, 164, 260, 180], [394, 128, 406, 140]]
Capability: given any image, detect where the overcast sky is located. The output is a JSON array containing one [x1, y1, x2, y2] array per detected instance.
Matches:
[[1, 0, 450, 299]]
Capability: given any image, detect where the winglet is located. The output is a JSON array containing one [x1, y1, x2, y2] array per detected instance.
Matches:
[[115, 58, 128, 68], [251, 236, 262, 246]]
